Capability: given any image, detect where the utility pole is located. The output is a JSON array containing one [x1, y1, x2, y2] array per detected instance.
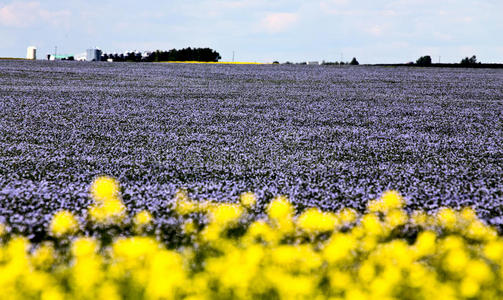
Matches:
[[54, 46, 57, 58], [232, 51, 235, 62], [439, 56, 441, 64]]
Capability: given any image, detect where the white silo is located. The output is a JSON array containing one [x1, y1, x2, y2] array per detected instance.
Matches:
[[26, 46, 37, 60], [86, 48, 102, 61]]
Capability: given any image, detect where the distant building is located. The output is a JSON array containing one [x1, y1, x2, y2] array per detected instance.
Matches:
[[86, 48, 102, 61], [26, 46, 37, 60], [48, 54, 74, 60], [307, 61, 320, 65]]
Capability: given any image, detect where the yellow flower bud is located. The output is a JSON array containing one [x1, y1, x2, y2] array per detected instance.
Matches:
[[134, 210, 153, 227], [49, 210, 78, 237], [297, 208, 338, 234], [381, 190, 404, 210], [267, 196, 294, 221], [90, 176, 120, 203], [240, 192, 257, 208]]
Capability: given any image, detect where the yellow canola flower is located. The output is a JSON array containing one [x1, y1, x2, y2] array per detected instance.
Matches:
[[267, 196, 295, 233], [196, 200, 216, 212], [459, 207, 478, 223], [465, 259, 493, 283], [41, 287, 66, 300], [437, 208, 457, 230], [440, 235, 465, 252], [358, 260, 376, 283], [270, 244, 322, 273], [345, 288, 368, 300], [5, 237, 30, 269], [244, 220, 279, 244], [112, 236, 159, 263], [90, 176, 120, 203], [173, 189, 213, 215], [145, 249, 186, 299], [264, 268, 315, 299], [71, 237, 98, 258], [484, 240, 503, 262], [297, 208, 338, 234], [367, 199, 385, 213], [71, 254, 104, 293], [88, 198, 126, 225], [465, 220, 497, 241], [209, 203, 243, 226], [411, 210, 433, 227], [205, 245, 263, 296], [408, 262, 436, 289], [175, 199, 198, 215], [374, 240, 413, 267], [460, 278, 480, 298], [134, 210, 153, 227], [200, 224, 222, 242], [361, 213, 385, 236], [183, 219, 197, 235], [31, 243, 56, 269], [267, 196, 294, 220], [49, 210, 79, 237], [23, 271, 54, 298], [370, 269, 398, 297], [443, 248, 469, 274], [359, 235, 378, 252], [97, 281, 121, 300], [240, 192, 257, 208], [384, 209, 408, 228], [323, 233, 357, 263], [414, 231, 437, 257], [328, 270, 352, 291], [381, 190, 405, 210], [338, 207, 358, 224]]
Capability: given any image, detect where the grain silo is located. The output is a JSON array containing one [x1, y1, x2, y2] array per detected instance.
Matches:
[[86, 48, 102, 61], [26, 46, 37, 60]]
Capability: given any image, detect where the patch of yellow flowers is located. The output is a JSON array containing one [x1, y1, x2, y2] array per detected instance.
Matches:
[[1, 176, 503, 299]]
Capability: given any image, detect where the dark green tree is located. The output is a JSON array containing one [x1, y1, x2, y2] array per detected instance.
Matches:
[[460, 55, 478, 66], [416, 55, 432, 66], [349, 57, 359, 65], [145, 47, 221, 62]]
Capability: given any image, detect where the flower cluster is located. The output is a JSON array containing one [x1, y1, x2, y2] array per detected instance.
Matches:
[[1, 176, 503, 299]]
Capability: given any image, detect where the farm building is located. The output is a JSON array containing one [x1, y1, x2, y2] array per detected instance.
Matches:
[[48, 54, 74, 61], [86, 48, 102, 61], [26, 46, 36, 60]]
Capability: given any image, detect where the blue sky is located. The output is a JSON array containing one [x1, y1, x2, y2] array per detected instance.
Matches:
[[1, 0, 502, 63]]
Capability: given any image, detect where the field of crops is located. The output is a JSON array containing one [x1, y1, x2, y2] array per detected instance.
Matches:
[[0, 60, 502, 239]]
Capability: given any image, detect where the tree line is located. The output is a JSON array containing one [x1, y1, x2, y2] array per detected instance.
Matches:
[[102, 47, 221, 62], [415, 55, 481, 67]]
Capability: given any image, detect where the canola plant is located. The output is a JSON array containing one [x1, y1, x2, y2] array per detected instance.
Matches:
[[0, 176, 502, 299]]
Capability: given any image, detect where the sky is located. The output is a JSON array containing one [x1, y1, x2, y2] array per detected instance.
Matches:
[[0, 0, 502, 63]]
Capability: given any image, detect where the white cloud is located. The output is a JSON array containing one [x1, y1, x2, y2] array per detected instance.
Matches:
[[0, 1, 70, 28], [259, 12, 298, 33]]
